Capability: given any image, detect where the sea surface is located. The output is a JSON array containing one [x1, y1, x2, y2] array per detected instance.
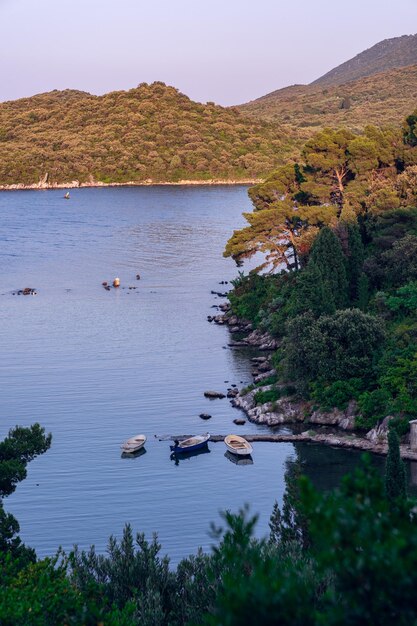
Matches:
[[0, 185, 399, 563]]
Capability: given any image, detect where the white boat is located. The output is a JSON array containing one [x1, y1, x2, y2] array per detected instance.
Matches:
[[224, 434, 253, 456], [121, 434, 147, 454]]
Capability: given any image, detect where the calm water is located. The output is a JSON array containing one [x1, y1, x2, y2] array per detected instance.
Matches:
[[0, 186, 399, 563]]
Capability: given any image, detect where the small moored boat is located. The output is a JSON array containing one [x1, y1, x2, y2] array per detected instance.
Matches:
[[224, 434, 253, 456], [170, 433, 210, 454], [121, 434, 147, 454]]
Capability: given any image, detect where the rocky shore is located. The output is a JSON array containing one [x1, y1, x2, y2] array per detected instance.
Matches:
[[211, 303, 417, 460]]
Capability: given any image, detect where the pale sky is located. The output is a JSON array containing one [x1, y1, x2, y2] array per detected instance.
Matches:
[[1, 0, 417, 105]]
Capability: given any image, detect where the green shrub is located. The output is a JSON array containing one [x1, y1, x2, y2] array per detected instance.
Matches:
[[356, 388, 391, 430], [310, 378, 363, 411], [389, 416, 411, 437], [254, 388, 281, 405]]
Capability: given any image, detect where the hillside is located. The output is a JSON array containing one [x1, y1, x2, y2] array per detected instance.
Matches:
[[0, 82, 296, 186], [312, 33, 417, 87], [238, 64, 417, 135]]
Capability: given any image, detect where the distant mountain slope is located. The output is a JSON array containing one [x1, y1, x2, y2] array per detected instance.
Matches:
[[0, 82, 295, 186], [312, 34, 417, 87], [238, 65, 417, 135]]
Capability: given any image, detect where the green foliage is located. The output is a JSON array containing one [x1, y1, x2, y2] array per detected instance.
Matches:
[[0, 554, 134, 626], [0, 424, 52, 497], [69, 524, 175, 617], [357, 272, 370, 310], [0, 83, 294, 186], [253, 387, 281, 406], [385, 282, 417, 314], [228, 273, 282, 324], [286, 309, 385, 387], [290, 261, 335, 317], [346, 223, 365, 301], [385, 429, 407, 502], [379, 235, 417, 288], [204, 508, 318, 626], [309, 226, 349, 308], [310, 378, 364, 411], [300, 457, 417, 624], [356, 388, 391, 430], [0, 424, 52, 571], [404, 110, 417, 147], [0, 505, 36, 567]]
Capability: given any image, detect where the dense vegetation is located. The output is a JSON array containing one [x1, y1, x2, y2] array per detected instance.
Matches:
[[3, 35, 416, 188], [225, 108, 417, 433], [239, 64, 417, 134], [2, 423, 417, 624], [0, 82, 297, 186]]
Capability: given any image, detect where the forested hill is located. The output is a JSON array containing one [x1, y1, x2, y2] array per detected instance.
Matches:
[[0, 82, 294, 186], [238, 64, 417, 133], [312, 33, 417, 87]]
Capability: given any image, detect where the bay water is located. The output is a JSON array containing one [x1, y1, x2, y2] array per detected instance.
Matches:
[[0, 185, 388, 562]]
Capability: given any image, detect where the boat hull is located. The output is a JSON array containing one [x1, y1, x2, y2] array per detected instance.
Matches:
[[170, 433, 210, 454]]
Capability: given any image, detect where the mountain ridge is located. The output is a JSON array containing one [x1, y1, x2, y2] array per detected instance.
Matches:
[[311, 33, 417, 86], [238, 63, 417, 133]]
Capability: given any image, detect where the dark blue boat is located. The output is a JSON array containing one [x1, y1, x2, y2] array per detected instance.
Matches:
[[170, 433, 210, 454]]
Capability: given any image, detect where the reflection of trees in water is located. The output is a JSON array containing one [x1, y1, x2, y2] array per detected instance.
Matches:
[[288, 442, 417, 496], [227, 345, 261, 374]]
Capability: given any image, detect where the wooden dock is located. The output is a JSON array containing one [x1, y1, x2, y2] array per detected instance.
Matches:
[[156, 433, 417, 461]]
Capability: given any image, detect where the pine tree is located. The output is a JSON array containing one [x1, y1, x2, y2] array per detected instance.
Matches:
[[385, 428, 407, 502], [309, 226, 349, 309]]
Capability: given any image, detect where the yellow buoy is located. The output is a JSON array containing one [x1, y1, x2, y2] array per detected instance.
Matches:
[[113, 277, 120, 288]]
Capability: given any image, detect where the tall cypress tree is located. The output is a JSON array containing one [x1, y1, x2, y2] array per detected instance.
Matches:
[[385, 428, 407, 503], [309, 226, 349, 309], [294, 261, 336, 317], [346, 224, 365, 304]]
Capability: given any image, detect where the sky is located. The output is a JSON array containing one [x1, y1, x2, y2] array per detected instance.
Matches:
[[1, 0, 417, 105]]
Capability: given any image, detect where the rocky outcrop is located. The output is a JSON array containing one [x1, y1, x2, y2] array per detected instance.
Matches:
[[208, 309, 278, 350], [366, 415, 393, 444], [232, 387, 306, 426], [309, 400, 357, 431]]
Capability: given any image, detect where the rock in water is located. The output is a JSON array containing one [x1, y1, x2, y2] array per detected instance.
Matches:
[[204, 391, 226, 399], [199, 413, 212, 420]]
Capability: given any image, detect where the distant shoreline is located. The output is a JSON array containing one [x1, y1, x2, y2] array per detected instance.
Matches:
[[0, 178, 261, 192]]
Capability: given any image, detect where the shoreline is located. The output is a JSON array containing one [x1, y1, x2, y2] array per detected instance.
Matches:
[[160, 433, 417, 461], [212, 304, 417, 461], [0, 178, 261, 192]]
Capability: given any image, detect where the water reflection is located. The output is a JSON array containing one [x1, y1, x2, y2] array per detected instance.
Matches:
[[170, 447, 211, 465], [121, 448, 147, 460], [225, 451, 254, 466]]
